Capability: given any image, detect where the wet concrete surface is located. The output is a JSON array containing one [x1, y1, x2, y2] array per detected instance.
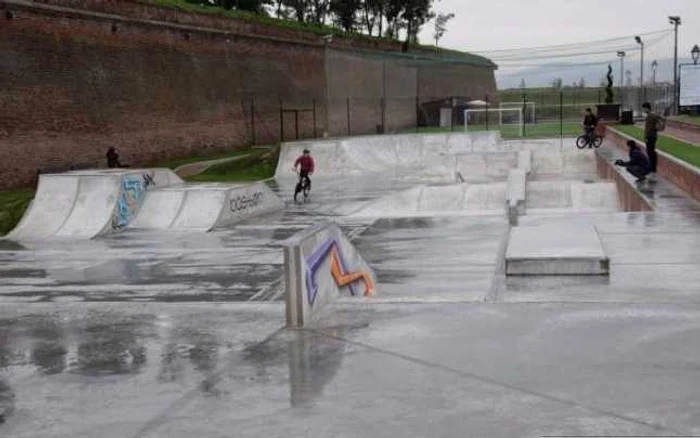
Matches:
[[4, 148, 700, 436]]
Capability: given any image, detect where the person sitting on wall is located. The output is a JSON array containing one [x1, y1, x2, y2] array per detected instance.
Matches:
[[106, 147, 128, 168], [615, 140, 651, 184]]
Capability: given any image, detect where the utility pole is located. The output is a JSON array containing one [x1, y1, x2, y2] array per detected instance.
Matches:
[[669, 16, 681, 115]]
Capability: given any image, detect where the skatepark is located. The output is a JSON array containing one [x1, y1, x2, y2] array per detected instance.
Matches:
[[2, 131, 700, 437]]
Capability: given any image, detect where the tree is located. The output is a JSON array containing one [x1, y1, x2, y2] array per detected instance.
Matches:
[[578, 77, 586, 88], [551, 77, 563, 89], [433, 12, 454, 47], [519, 78, 526, 89], [330, 0, 361, 31], [283, 0, 308, 22], [625, 69, 632, 87], [402, 0, 434, 47], [309, 0, 331, 23], [361, 0, 387, 37]]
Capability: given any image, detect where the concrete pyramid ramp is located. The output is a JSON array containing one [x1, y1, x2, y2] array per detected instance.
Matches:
[[285, 222, 377, 327], [128, 182, 284, 231], [7, 169, 182, 241]]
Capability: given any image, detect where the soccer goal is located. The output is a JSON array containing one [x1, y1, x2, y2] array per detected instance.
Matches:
[[500, 101, 536, 124], [464, 107, 524, 137]]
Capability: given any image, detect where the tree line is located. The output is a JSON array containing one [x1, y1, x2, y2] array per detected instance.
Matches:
[[186, 0, 455, 47]]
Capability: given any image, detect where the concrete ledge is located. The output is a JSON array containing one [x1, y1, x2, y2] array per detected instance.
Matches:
[[284, 221, 377, 328], [605, 126, 700, 203], [506, 225, 610, 276], [594, 149, 654, 212], [506, 169, 527, 225], [666, 118, 700, 135]]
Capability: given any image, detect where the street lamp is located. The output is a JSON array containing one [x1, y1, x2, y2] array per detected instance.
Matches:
[[693, 45, 700, 65], [669, 16, 681, 115], [635, 36, 645, 106], [652, 60, 658, 85]]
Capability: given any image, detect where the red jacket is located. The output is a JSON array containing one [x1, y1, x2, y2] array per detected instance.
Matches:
[[295, 155, 315, 173]]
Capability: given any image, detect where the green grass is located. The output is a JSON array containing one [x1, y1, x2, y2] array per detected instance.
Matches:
[[0, 190, 35, 237], [671, 115, 700, 126], [186, 148, 279, 182], [414, 122, 581, 138], [139, 0, 480, 59], [151, 149, 253, 170], [614, 125, 700, 169]]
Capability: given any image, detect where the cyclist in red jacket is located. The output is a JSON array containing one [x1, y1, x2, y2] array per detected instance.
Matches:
[[293, 149, 314, 202]]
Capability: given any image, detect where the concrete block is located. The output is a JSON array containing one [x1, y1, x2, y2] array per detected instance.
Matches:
[[284, 221, 377, 327], [506, 225, 610, 276]]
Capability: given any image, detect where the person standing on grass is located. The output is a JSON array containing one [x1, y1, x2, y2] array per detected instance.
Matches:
[[642, 102, 665, 181]]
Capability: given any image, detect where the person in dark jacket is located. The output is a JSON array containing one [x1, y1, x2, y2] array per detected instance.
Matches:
[[615, 140, 650, 183], [106, 147, 121, 168], [582, 108, 598, 146]]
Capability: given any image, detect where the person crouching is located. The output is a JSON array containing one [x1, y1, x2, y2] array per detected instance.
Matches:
[[615, 140, 651, 184]]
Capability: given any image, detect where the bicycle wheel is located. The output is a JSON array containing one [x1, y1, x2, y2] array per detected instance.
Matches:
[[592, 136, 603, 148], [575, 136, 589, 149]]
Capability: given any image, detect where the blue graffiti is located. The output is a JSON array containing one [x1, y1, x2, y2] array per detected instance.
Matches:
[[115, 174, 147, 228]]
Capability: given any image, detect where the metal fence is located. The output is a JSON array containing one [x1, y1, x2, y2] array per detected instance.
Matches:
[[241, 86, 675, 146]]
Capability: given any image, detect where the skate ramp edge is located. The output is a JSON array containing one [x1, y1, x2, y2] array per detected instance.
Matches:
[[6, 169, 182, 241], [275, 132, 502, 178], [129, 181, 284, 231], [284, 221, 377, 328]]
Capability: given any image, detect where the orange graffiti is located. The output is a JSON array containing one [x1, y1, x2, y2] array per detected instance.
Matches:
[[329, 246, 374, 297]]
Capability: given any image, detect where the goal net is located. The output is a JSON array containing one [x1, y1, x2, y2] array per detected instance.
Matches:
[[499, 102, 536, 124], [464, 108, 524, 137]]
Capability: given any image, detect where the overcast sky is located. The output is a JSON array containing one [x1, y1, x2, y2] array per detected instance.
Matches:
[[420, 0, 700, 65]]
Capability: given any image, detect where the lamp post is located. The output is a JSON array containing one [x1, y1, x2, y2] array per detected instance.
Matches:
[[617, 51, 626, 107], [635, 36, 645, 108], [669, 16, 681, 115]]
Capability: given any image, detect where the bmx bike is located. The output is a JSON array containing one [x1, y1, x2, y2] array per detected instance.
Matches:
[[576, 127, 604, 149], [293, 169, 311, 202]]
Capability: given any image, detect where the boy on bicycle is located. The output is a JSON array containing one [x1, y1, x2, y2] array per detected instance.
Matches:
[[582, 108, 598, 148], [293, 149, 314, 202]]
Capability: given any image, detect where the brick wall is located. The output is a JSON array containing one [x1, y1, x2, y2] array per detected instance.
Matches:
[[0, 1, 497, 189], [595, 151, 653, 212]]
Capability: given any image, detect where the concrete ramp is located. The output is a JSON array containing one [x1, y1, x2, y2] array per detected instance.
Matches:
[[527, 181, 618, 213], [275, 132, 501, 180], [285, 221, 377, 327], [7, 169, 182, 241], [129, 182, 283, 231], [351, 182, 507, 218]]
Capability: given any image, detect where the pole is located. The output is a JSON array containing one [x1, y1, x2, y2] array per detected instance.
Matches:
[[312, 99, 317, 138], [485, 95, 489, 132], [522, 93, 527, 137], [250, 99, 256, 146], [294, 110, 299, 140], [672, 18, 680, 115], [415, 96, 419, 133], [640, 43, 645, 108], [279, 100, 284, 143], [346, 97, 351, 137], [560, 91, 563, 138]]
